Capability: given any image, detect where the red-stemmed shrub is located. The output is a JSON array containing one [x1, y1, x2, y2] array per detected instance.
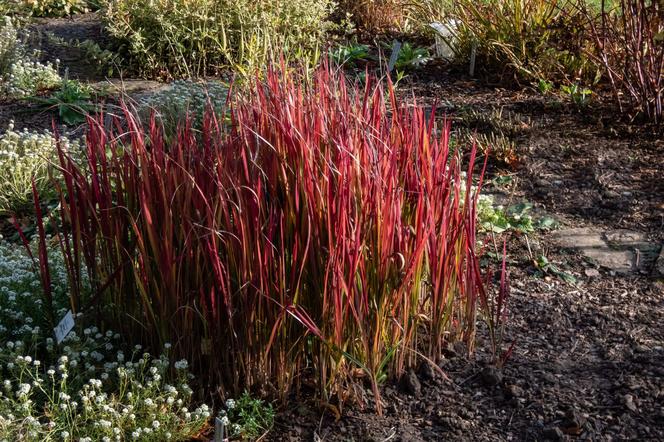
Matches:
[[50, 64, 500, 411], [584, 0, 663, 125]]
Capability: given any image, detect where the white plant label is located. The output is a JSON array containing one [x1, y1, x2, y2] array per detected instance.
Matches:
[[214, 417, 228, 442], [54, 310, 75, 344], [387, 40, 402, 72]]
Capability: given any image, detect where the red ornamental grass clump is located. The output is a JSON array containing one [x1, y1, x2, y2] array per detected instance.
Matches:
[[53, 63, 495, 411]]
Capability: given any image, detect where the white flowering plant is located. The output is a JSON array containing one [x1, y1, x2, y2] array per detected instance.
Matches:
[[0, 122, 80, 215], [136, 79, 229, 136], [0, 242, 211, 441], [0, 338, 211, 441], [0, 239, 76, 342], [218, 392, 274, 440], [0, 16, 62, 99]]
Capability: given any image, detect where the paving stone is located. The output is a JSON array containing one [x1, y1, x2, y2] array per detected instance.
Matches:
[[91, 79, 168, 96], [654, 248, 664, 278], [551, 227, 661, 274]]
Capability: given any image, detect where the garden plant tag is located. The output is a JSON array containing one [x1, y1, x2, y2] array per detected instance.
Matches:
[[387, 39, 402, 72], [214, 417, 228, 442], [54, 310, 75, 344]]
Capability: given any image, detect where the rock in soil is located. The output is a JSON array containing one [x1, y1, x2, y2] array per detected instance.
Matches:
[[480, 366, 503, 387], [418, 361, 436, 382], [560, 409, 586, 435], [400, 369, 421, 396], [624, 394, 638, 412], [551, 228, 660, 273], [541, 426, 565, 441], [654, 247, 664, 277], [504, 383, 524, 399]]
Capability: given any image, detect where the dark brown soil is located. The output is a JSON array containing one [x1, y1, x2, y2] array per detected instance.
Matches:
[[27, 12, 111, 81], [268, 68, 664, 441]]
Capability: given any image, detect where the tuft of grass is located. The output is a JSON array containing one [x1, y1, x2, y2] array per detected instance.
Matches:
[[35, 62, 504, 413]]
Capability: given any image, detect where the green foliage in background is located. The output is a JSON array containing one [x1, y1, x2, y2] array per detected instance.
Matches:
[[419, 0, 600, 86], [0, 17, 61, 98], [102, 0, 335, 78], [0, 123, 80, 215], [0, 0, 93, 17]]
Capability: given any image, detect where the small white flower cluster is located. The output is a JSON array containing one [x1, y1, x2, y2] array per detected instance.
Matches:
[[0, 333, 209, 440], [0, 121, 81, 214], [0, 238, 87, 341], [0, 242, 210, 440], [0, 17, 62, 99], [2, 58, 61, 98]]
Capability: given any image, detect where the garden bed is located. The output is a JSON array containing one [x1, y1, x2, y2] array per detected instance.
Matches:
[[1, 4, 662, 441]]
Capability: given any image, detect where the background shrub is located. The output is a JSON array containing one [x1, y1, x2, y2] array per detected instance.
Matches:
[[135, 79, 229, 136], [102, 0, 335, 78], [426, 0, 599, 86], [336, 0, 408, 32], [0, 17, 61, 98], [584, 0, 663, 124], [0, 123, 79, 215], [0, 0, 93, 17]]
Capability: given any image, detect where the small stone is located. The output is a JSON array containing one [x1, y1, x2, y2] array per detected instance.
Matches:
[[561, 409, 586, 435], [603, 189, 620, 199], [654, 246, 664, 277], [506, 383, 524, 399], [584, 268, 600, 277], [400, 369, 421, 396], [480, 366, 503, 387], [541, 426, 565, 441], [418, 361, 436, 381], [624, 394, 638, 412]]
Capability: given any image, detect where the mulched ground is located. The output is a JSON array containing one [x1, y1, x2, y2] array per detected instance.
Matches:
[[1, 14, 663, 441], [269, 69, 664, 441]]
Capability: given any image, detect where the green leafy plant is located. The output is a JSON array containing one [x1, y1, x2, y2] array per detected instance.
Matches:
[[478, 198, 535, 234], [535, 255, 577, 284], [102, 0, 335, 78], [30, 79, 97, 125], [330, 42, 370, 67], [394, 42, 431, 70], [538, 78, 554, 94], [561, 83, 592, 107], [220, 393, 274, 440]]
